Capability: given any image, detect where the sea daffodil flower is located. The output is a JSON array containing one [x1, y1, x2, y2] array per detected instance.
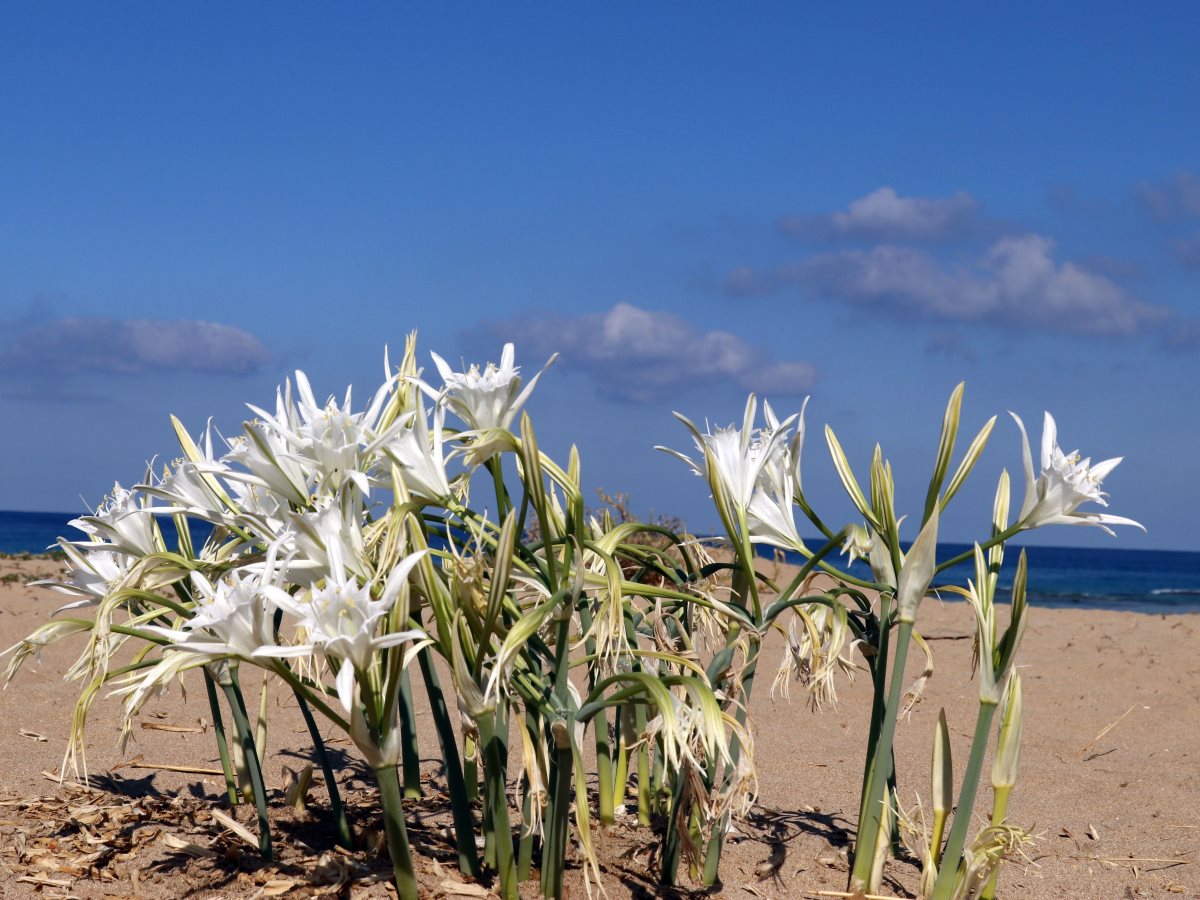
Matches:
[[143, 559, 288, 662], [70, 483, 160, 558], [1010, 412, 1144, 535], [428, 343, 556, 463], [384, 399, 453, 502], [659, 395, 802, 549], [259, 547, 429, 713]]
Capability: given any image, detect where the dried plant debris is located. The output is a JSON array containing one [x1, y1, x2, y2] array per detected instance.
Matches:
[[0, 782, 476, 898]]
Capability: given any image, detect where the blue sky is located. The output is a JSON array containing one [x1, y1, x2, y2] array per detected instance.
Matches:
[[2, 4, 1197, 550]]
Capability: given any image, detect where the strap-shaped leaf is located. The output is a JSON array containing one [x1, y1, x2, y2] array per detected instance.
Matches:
[[479, 511, 518, 653], [825, 425, 879, 529], [989, 469, 1011, 578], [940, 415, 998, 511], [995, 550, 1028, 680], [923, 383, 964, 525]]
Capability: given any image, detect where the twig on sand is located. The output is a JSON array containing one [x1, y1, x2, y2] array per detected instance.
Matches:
[[141, 721, 206, 733], [126, 760, 225, 775], [1079, 704, 1137, 758]]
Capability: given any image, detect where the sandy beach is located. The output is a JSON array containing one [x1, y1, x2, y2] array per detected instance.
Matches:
[[0, 555, 1196, 899]]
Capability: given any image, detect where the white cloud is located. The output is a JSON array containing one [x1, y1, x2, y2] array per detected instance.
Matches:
[[779, 187, 980, 242], [731, 234, 1168, 338], [465, 302, 816, 403], [0, 316, 271, 376]]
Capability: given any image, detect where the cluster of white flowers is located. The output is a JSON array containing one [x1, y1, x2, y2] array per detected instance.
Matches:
[[662, 399, 1142, 562], [40, 343, 552, 762]]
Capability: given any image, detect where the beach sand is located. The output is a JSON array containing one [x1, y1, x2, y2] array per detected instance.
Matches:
[[0, 555, 1197, 898]]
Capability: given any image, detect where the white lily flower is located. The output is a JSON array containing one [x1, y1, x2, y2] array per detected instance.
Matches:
[[116, 550, 291, 732], [223, 384, 312, 508], [36, 541, 132, 613], [69, 483, 160, 558], [1010, 412, 1144, 535], [285, 497, 370, 584], [659, 395, 803, 550], [427, 343, 556, 462], [747, 399, 809, 551], [141, 420, 238, 527], [384, 399, 453, 502], [288, 370, 400, 496], [143, 552, 289, 661], [259, 547, 429, 713]]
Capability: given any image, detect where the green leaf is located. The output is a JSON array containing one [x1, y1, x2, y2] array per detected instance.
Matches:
[[825, 425, 879, 529], [940, 415, 998, 511], [923, 383, 964, 525], [479, 511, 518, 653], [989, 469, 1011, 576]]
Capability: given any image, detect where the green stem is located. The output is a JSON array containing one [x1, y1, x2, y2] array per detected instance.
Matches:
[[850, 619, 913, 892], [517, 772, 535, 882], [660, 766, 686, 886], [856, 595, 892, 843], [635, 702, 651, 826], [397, 669, 423, 799], [294, 690, 354, 850], [930, 807, 948, 869], [931, 701, 999, 900], [375, 763, 420, 900], [464, 737, 480, 804], [220, 679, 273, 860], [980, 785, 1012, 900], [579, 603, 615, 825], [479, 714, 518, 900], [202, 669, 238, 806], [542, 726, 573, 899], [613, 705, 631, 812], [417, 646, 480, 877], [702, 637, 759, 887], [486, 455, 513, 520], [935, 523, 1023, 574]]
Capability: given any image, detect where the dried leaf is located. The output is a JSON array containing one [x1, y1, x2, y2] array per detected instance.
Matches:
[[160, 833, 215, 858], [282, 763, 313, 812], [256, 878, 298, 897], [209, 808, 260, 849], [437, 880, 497, 898], [18, 729, 47, 742], [140, 722, 205, 734], [17, 874, 73, 887]]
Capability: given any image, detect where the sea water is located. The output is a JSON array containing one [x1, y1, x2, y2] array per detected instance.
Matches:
[[772, 541, 1200, 614], [2, 509, 1197, 614]]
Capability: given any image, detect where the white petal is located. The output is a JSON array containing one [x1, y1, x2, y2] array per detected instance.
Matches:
[[335, 662, 358, 714], [1088, 456, 1123, 482], [1040, 411, 1057, 472]]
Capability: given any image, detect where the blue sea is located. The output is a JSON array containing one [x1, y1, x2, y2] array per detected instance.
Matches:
[[2, 509, 1197, 614], [772, 541, 1200, 615]]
